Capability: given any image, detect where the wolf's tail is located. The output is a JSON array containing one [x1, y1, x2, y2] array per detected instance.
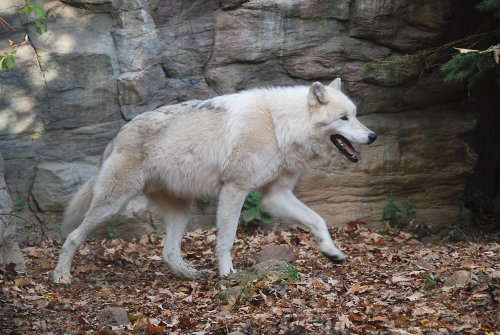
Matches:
[[61, 175, 97, 236]]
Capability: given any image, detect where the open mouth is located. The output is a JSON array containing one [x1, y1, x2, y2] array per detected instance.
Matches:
[[330, 134, 361, 163]]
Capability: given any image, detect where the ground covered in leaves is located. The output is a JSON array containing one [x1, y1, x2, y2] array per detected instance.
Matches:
[[1, 224, 499, 335]]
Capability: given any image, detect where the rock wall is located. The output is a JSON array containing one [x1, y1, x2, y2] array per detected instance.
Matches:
[[0, 152, 26, 270], [0, 0, 476, 240]]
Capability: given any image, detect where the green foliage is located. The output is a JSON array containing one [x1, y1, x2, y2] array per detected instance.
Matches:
[[281, 262, 301, 282], [477, 0, 500, 18], [18, 0, 47, 35], [440, 0, 500, 88], [0, 50, 16, 70], [467, 191, 497, 226], [241, 191, 272, 225], [151, 228, 162, 244], [106, 226, 118, 239], [93, 280, 104, 290], [0, 1, 47, 71], [364, 0, 499, 89], [442, 227, 467, 243], [13, 196, 27, 212], [363, 53, 434, 87], [383, 195, 417, 229], [423, 274, 439, 291], [441, 51, 498, 88]]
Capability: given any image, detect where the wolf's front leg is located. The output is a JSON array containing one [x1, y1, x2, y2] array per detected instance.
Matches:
[[261, 188, 347, 264], [216, 184, 249, 276]]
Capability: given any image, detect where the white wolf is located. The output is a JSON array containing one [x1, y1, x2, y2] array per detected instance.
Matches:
[[53, 78, 377, 283]]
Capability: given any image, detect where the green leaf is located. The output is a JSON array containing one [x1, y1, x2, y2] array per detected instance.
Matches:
[[18, 5, 32, 16], [33, 3, 46, 18], [1, 55, 16, 70], [34, 18, 48, 35], [241, 208, 259, 223], [261, 213, 273, 224], [14, 196, 27, 211], [34, 19, 42, 35]]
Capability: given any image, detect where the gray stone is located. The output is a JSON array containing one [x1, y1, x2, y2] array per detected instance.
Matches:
[[349, 0, 453, 52], [256, 245, 294, 264], [29, 6, 119, 73], [221, 0, 248, 10], [103, 195, 161, 239], [120, 75, 211, 120], [206, 61, 299, 93], [282, 38, 392, 81], [219, 260, 293, 299], [157, 16, 215, 77], [0, 152, 26, 272], [443, 270, 479, 288], [116, 0, 156, 29], [0, 42, 47, 137], [118, 65, 167, 106], [97, 307, 130, 326], [31, 160, 98, 212], [242, 0, 351, 20], [38, 120, 124, 161], [210, 10, 345, 66], [114, 28, 164, 72], [58, 0, 113, 13], [487, 271, 500, 283], [45, 86, 121, 130]]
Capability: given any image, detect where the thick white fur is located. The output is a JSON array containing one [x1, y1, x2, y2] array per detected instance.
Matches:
[[53, 79, 376, 283]]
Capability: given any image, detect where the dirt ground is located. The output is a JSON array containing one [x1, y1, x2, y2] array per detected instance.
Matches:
[[1, 223, 498, 334]]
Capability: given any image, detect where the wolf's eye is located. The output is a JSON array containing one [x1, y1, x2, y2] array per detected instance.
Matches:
[[341, 116, 348, 121]]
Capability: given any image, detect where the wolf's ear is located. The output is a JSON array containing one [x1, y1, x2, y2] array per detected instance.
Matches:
[[308, 82, 328, 106], [329, 78, 341, 91]]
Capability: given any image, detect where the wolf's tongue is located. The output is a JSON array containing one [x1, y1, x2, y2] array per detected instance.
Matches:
[[345, 144, 361, 160]]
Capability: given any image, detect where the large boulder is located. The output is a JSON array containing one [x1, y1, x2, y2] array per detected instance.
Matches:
[[31, 160, 98, 212], [0, 0, 478, 241]]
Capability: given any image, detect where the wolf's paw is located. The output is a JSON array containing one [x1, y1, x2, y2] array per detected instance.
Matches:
[[169, 265, 211, 280], [218, 265, 236, 277], [322, 252, 348, 265], [52, 271, 72, 284]]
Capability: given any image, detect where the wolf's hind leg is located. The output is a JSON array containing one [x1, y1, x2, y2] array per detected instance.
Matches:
[[261, 188, 347, 264], [148, 193, 209, 279], [53, 157, 143, 284]]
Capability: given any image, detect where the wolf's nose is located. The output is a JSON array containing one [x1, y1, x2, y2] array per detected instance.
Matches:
[[367, 132, 377, 144]]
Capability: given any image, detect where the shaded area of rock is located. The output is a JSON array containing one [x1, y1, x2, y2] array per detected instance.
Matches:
[[31, 160, 98, 212], [416, 257, 437, 272], [0, 152, 26, 272]]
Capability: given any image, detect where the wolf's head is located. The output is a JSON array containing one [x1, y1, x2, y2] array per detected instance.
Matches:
[[307, 79, 376, 163]]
